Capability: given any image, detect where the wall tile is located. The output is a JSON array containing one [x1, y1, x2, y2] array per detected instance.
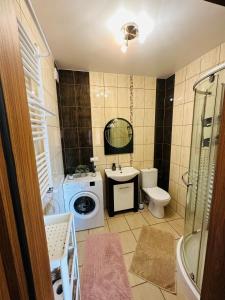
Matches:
[[74, 71, 89, 85], [60, 84, 76, 106], [63, 128, 78, 148], [133, 75, 145, 88], [180, 146, 190, 168], [78, 128, 93, 147], [133, 109, 144, 127], [200, 46, 220, 72], [174, 82, 185, 106], [77, 107, 92, 127], [186, 59, 201, 79], [181, 125, 192, 147], [220, 42, 225, 63], [144, 144, 154, 161], [104, 73, 117, 87], [144, 76, 156, 90], [64, 148, 80, 172], [92, 127, 104, 146], [144, 127, 154, 144], [184, 75, 199, 103], [104, 87, 117, 108], [144, 109, 155, 126], [118, 74, 130, 87], [118, 88, 130, 107], [90, 86, 105, 107], [171, 145, 181, 165], [79, 147, 93, 165], [144, 89, 156, 109], [183, 101, 194, 125], [61, 107, 77, 127], [93, 146, 106, 165], [170, 163, 179, 182], [172, 125, 182, 146], [91, 107, 105, 127], [134, 127, 144, 145], [133, 88, 145, 108], [118, 108, 130, 121], [133, 145, 144, 162], [89, 72, 104, 86], [59, 70, 74, 84], [105, 107, 118, 123], [175, 67, 186, 85], [75, 84, 90, 106], [172, 104, 183, 125]]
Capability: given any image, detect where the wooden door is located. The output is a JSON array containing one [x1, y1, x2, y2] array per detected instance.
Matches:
[[201, 93, 225, 299], [0, 0, 53, 299]]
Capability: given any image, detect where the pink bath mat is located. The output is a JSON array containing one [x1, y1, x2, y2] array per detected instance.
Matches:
[[81, 233, 132, 300]]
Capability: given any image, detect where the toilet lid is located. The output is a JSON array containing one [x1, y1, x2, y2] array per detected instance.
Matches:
[[143, 187, 171, 201]]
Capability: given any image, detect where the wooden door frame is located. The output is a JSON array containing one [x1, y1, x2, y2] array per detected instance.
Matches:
[[201, 91, 225, 299], [0, 0, 53, 299]]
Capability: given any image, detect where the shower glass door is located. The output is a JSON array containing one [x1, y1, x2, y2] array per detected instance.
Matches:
[[182, 70, 224, 291]]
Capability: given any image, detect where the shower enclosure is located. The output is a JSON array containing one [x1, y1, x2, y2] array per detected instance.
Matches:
[[178, 63, 225, 298]]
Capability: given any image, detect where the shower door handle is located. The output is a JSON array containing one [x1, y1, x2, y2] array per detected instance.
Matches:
[[182, 171, 193, 187]]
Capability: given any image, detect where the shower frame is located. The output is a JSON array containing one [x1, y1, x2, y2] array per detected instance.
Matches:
[[184, 62, 225, 300]]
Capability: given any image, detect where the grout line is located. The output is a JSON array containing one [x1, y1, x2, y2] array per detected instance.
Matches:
[[159, 288, 167, 300]]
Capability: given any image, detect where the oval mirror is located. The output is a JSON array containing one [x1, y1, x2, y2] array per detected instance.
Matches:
[[104, 118, 133, 155]]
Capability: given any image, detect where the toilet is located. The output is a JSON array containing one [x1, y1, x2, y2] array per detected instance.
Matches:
[[141, 168, 171, 218]]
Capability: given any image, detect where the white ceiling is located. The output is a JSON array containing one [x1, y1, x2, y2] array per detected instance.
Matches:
[[31, 0, 225, 78]]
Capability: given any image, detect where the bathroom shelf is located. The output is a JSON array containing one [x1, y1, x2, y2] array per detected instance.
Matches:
[[44, 213, 80, 300]]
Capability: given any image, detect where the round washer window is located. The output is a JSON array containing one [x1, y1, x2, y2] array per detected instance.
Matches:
[[74, 196, 96, 215]]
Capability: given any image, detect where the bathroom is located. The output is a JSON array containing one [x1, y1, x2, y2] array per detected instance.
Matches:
[[0, 0, 225, 299]]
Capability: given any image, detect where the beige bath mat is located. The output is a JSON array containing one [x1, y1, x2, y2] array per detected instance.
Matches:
[[130, 226, 176, 294]]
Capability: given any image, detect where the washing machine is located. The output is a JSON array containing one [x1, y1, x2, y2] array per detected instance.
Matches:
[[63, 172, 104, 231]]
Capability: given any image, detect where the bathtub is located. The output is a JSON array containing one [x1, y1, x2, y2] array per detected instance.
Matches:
[[176, 237, 200, 300]]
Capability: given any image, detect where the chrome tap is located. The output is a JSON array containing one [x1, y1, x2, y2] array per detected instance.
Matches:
[[119, 165, 122, 173]]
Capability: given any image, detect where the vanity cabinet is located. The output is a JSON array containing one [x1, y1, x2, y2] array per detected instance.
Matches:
[[105, 175, 139, 217]]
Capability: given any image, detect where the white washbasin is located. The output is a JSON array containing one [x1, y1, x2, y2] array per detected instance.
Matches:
[[105, 167, 140, 182]]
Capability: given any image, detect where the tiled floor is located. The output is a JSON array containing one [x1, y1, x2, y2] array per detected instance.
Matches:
[[77, 206, 184, 300]]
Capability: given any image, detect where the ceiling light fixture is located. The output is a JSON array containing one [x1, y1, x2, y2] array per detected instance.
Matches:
[[107, 8, 154, 53], [120, 22, 138, 53]]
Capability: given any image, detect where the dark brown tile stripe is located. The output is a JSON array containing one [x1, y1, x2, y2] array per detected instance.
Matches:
[[57, 70, 93, 174]]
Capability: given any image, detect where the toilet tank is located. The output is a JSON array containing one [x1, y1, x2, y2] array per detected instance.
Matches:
[[141, 168, 158, 188]]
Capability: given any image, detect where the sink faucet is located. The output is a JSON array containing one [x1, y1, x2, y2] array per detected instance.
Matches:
[[119, 165, 122, 173]]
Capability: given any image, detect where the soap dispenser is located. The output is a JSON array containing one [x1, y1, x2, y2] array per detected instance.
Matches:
[[112, 163, 116, 171]]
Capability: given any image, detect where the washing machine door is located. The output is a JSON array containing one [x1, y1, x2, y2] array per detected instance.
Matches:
[[69, 191, 99, 220]]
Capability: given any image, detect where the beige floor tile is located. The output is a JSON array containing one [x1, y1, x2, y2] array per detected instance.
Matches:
[[132, 228, 143, 241], [76, 230, 89, 242], [89, 220, 109, 235], [123, 211, 140, 216], [77, 241, 86, 266], [132, 282, 164, 300], [141, 211, 166, 225], [168, 219, 184, 236], [119, 231, 137, 254], [164, 207, 181, 222], [108, 216, 130, 233], [125, 213, 148, 229], [151, 222, 180, 239], [123, 252, 146, 287], [161, 289, 183, 300], [105, 209, 123, 219]]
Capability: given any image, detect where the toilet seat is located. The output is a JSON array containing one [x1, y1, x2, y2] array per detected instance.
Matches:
[[143, 187, 171, 201]]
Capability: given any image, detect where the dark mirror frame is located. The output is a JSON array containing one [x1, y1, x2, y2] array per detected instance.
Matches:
[[104, 118, 133, 155]]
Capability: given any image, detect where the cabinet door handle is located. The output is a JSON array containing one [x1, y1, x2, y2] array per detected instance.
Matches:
[[119, 187, 130, 190]]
